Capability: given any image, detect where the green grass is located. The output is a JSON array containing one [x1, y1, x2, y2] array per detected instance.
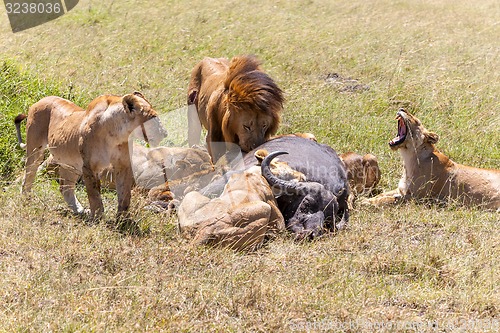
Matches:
[[0, 60, 88, 180], [1, 0, 499, 331]]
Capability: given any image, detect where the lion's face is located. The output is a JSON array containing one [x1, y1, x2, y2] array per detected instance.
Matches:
[[123, 92, 157, 121], [124, 92, 167, 146], [224, 105, 277, 153], [388, 109, 438, 150]]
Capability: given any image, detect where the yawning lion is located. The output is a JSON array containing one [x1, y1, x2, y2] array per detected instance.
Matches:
[[367, 109, 499, 210]]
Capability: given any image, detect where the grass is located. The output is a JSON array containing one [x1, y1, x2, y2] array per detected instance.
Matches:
[[1, 0, 499, 331], [0, 60, 87, 180]]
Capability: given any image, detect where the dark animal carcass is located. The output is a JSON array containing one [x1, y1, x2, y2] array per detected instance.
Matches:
[[251, 137, 349, 238], [201, 136, 349, 238]]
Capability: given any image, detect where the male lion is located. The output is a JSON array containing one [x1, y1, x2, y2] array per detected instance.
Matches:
[[187, 55, 284, 162], [367, 109, 500, 210], [17, 92, 165, 220]]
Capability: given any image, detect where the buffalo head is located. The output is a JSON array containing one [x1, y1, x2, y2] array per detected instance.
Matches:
[[261, 151, 339, 239]]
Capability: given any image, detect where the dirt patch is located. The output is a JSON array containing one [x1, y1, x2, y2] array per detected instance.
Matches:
[[324, 72, 370, 93]]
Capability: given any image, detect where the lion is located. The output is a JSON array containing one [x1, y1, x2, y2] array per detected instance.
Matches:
[[131, 144, 213, 191], [366, 109, 500, 210], [177, 149, 305, 251], [135, 145, 215, 206], [272, 132, 318, 142], [249, 148, 306, 184], [187, 55, 284, 162], [16, 92, 166, 220], [147, 147, 306, 209], [340, 152, 381, 208]]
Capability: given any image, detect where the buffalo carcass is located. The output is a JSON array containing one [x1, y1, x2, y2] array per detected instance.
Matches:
[[261, 151, 341, 238], [201, 136, 349, 238]]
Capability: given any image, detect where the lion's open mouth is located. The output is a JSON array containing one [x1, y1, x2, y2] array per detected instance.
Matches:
[[389, 114, 407, 147]]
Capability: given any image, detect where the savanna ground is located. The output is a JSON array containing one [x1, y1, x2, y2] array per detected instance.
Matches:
[[0, 0, 499, 331]]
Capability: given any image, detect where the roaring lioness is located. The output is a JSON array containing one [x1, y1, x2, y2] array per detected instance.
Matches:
[[367, 109, 500, 210], [17, 92, 165, 220]]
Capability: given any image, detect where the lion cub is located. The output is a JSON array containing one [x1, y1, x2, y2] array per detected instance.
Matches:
[[340, 152, 381, 208], [340, 152, 380, 196]]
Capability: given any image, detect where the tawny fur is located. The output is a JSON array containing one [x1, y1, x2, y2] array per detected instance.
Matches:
[[367, 109, 500, 210], [177, 149, 305, 251], [340, 152, 381, 196], [187, 55, 283, 162], [17, 92, 164, 220], [272, 132, 317, 142]]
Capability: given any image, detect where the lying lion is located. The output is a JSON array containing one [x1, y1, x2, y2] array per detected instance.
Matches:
[[177, 149, 305, 251], [16, 92, 165, 220], [132, 144, 213, 192], [187, 55, 284, 162], [272, 132, 318, 142], [199, 136, 351, 238], [367, 109, 500, 210], [340, 152, 381, 207]]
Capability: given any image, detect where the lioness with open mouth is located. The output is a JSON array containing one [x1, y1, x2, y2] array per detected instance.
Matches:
[[367, 109, 499, 210]]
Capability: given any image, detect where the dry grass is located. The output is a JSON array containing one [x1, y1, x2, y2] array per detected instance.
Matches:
[[1, 184, 498, 332], [1, 0, 499, 331]]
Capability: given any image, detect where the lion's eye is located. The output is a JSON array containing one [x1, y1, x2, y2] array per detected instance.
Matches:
[[244, 125, 251, 132]]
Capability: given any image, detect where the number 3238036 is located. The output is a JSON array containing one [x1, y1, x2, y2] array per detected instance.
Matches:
[[5, 2, 62, 14]]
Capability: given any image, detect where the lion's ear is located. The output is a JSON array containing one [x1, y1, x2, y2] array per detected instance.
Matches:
[[188, 90, 197, 105], [425, 131, 439, 144], [133, 91, 146, 99], [254, 149, 269, 165], [123, 94, 141, 113]]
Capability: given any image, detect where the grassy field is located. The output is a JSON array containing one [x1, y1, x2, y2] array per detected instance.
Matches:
[[1, 0, 499, 331]]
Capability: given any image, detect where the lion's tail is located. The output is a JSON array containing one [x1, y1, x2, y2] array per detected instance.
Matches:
[[14, 114, 27, 149]]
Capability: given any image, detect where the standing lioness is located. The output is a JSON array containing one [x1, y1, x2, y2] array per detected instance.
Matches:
[[17, 92, 164, 220]]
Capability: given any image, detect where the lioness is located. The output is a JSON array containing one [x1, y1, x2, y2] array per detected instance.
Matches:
[[132, 144, 213, 191], [177, 149, 305, 251], [17, 92, 165, 220], [340, 152, 381, 208], [367, 109, 500, 210], [178, 172, 284, 251], [187, 55, 284, 162]]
